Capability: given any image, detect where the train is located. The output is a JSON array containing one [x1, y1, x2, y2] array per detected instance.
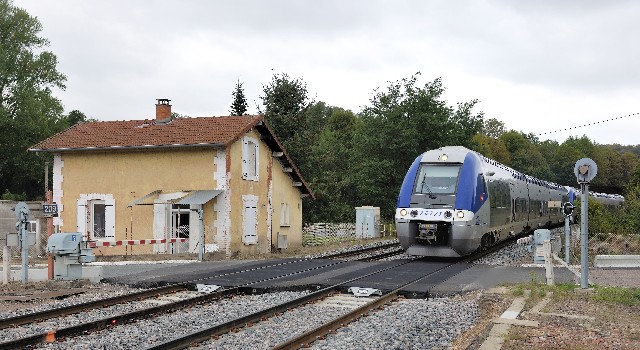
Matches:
[[394, 146, 624, 257]]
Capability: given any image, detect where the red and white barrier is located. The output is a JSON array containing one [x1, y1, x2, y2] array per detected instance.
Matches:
[[517, 235, 533, 245], [89, 238, 188, 248]]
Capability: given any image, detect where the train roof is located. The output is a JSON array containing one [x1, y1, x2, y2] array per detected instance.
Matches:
[[425, 146, 623, 200]]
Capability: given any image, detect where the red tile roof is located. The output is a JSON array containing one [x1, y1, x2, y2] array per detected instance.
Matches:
[[29, 115, 262, 150], [29, 114, 314, 197]]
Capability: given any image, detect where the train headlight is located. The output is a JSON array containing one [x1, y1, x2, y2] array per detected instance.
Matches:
[[439, 154, 448, 161], [410, 210, 418, 217], [400, 209, 408, 216], [456, 211, 464, 219]]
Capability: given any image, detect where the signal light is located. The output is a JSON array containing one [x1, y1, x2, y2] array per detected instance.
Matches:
[[562, 202, 575, 216]]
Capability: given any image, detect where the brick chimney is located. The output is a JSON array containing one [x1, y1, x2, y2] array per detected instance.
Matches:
[[155, 99, 171, 123]]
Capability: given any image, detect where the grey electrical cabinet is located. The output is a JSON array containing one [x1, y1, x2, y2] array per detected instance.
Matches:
[[47, 232, 96, 280], [47, 232, 82, 254], [355, 206, 380, 238], [526, 229, 561, 264]]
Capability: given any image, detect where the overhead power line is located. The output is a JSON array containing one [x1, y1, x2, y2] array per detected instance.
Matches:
[[537, 112, 638, 136]]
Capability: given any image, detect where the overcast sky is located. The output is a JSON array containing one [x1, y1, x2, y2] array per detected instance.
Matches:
[[16, 0, 640, 146]]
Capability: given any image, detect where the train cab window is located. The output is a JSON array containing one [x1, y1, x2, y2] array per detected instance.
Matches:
[[414, 164, 461, 195]]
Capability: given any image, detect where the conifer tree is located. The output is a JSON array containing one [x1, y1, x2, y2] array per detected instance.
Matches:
[[229, 80, 248, 116]]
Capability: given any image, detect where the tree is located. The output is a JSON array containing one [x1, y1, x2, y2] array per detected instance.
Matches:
[[229, 79, 248, 116], [562, 135, 596, 159], [471, 134, 511, 165], [260, 73, 315, 168], [351, 73, 484, 219], [171, 112, 190, 119], [482, 118, 506, 139], [498, 131, 552, 180], [620, 184, 640, 234], [260, 73, 312, 141], [620, 152, 639, 187], [576, 197, 615, 235], [629, 164, 640, 189], [63, 109, 97, 125], [0, 0, 67, 199], [304, 108, 358, 222]]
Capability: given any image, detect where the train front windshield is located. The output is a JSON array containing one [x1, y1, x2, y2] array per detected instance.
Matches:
[[414, 164, 461, 195]]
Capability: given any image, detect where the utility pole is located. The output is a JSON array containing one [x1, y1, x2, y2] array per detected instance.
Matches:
[[45, 161, 54, 279]]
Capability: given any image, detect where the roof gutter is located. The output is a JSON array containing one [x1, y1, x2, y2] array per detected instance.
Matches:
[[28, 142, 226, 153]]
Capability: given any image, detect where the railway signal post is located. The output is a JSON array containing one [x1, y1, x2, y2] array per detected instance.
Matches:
[[562, 202, 575, 264], [15, 202, 31, 284], [574, 158, 598, 290]]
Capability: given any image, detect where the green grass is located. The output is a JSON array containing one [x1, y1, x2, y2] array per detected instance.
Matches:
[[591, 285, 640, 306], [509, 280, 640, 307]]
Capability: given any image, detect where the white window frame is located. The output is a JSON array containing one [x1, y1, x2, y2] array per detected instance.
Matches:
[[280, 202, 290, 227], [242, 195, 258, 245], [27, 220, 39, 235], [77, 194, 115, 241], [90, 199, 107, 239], [242, 136, 259, 181]]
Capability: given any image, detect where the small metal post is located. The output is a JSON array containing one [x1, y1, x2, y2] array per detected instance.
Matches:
[[20, 216, 28, 284], [543, 239, 554, 285], [198, 209, 204, 262], [2, 245, 9, 284], [564, 216, 570, 265], [46, 191, 54, 280], [580, 183, 589, 289]]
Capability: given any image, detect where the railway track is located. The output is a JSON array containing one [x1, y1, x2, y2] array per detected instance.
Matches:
[[319, 240, 401, 260], [145, 258, 427, 350], [0, 241, 403, 349], [144, 243, 502, 349], [272, 246, 509, 349], [0, 238, 509, 349]]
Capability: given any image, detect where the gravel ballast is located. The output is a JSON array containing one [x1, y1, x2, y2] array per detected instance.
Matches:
[[310, 297, 479, 350], [35, 291, 309, 349], [2, 234, 634, 349]]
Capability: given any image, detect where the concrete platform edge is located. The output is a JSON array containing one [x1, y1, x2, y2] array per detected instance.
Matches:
[[1, 266, 103, 283], [594, 255, 640, 268]]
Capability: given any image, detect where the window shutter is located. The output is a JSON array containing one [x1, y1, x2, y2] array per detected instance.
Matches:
[[242, 195, 258, 244], [253, 141, 259, 180], [77, 198, 87, 235], [242, 140, 249, 179], [105, 197, 116, 239], [241, 137, 259, 181]]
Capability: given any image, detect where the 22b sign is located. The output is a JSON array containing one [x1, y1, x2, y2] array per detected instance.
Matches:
[[43, 203, 58, 217]]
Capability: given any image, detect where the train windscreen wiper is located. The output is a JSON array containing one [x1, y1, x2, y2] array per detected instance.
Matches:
[[420, 177, 437, 199]]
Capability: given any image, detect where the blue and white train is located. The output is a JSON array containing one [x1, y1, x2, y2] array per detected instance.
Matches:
[[395, 146, 623, 257]]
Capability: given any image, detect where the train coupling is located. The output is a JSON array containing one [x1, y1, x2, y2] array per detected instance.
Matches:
[[417, 223, 438, 242]]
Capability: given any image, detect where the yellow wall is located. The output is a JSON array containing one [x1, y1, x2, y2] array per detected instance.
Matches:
[[227, 130, 303, 255], [271, 156, 303, 249], [58, 148, 218, 255]]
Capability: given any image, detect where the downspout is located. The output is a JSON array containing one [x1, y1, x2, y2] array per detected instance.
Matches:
[[267, 155, 273, 252]]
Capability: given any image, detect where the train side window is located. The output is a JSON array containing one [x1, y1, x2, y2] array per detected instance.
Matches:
[[488, 182, 497, 209], [478, 174, 488, 202], [482, 176, 488, 196]]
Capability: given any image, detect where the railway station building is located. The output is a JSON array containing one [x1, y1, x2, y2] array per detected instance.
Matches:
[[29, 99, 313, 258]]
